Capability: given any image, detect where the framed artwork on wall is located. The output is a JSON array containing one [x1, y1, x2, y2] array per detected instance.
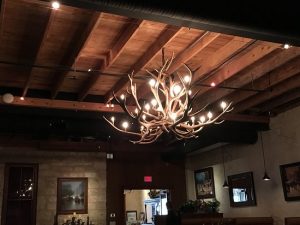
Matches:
[[194, 167, 215, 199], [57, 177, 88, 214], [228, 171, 256, 207], [126, 210, 137, 223], [280, 161, 300, 201]]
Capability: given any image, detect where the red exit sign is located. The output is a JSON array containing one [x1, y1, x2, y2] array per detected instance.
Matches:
[[144, 176, 152, 182]]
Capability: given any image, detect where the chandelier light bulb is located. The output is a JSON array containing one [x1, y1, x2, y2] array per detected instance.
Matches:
[[140, 125, 144, 131], [200, 116, 206, 123], [207, 111, 213, 119], [106, 104, 109, 107], [110, 116, 115, 123], [283, 43, 290, 49], [144, 103, 150, 111], [20, 97, 25, 101], [188, 90, 192, 95], [172, 84, 182, 96], [142, 114, 146, 120], [184, 75, 191, 83], [151, 99, 157, 107], [51, 1, 60, 9], [120, 94, 125, 100], [149, 79, 156, 87], [170, 113, 177, 121], [134, 108, 139, 114], [210, 82, 216, 87], [191, 116, 195, 122], [122, 121, 129, 129], [220, 101, 227, 109]]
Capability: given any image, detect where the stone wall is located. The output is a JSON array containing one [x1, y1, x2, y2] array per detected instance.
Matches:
[[185, 106, 300, 225], [0, 148, 106, 225]]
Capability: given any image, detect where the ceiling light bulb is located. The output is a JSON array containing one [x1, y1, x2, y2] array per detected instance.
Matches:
[[110, 116, 115, 123], [51, 1, 60, 9], [172, 84, 181, 96], [144, 103, 150, 111], [191, 116, 195, 122], [134, 108, 139, 114], [149, 79, 156, 87], [120, 94, 125, 100], [170, 113, 177, 121], [220, 101, 227, 109], [188, 90, 192, 95], [207, 111, 213, 119], [151, 99, 157, 106], [200, 116, 206, 123], [88, 68, 92, 72], [184, 75, 191, 83], [111, 104, 114, 108], [140, 125, 144, 131], [210, 82, 216, 87], [142, 114, 146, 120], [122, 121, 129, 129], [20, 97, 25, 101], [283, 43, 290, 49], [106, 104, 109, 107]]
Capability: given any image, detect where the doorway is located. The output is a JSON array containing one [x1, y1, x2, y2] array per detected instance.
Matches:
[[124, 189, 169, 225]]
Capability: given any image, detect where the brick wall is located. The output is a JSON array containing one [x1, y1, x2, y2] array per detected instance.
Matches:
[[0, 148, 106, 225]]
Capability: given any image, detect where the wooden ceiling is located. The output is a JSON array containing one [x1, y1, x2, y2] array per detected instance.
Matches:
[[1, 0, 300, 123]]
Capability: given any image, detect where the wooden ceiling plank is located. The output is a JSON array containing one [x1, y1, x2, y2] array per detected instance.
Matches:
[[227, 56, 300, 110], [192, 41, 280, 102], [22, 10, 56, 97], [0, 0, 7, 36], [0, 95, 268, 123], [234, 73, 300, 113], [273, 98, 300, 115], [194, 47, 300, 109], [51, 12, 102, 99], [104, 25, 183, 102], [78, 19, 144, 101], [260, 88, 300, 113]]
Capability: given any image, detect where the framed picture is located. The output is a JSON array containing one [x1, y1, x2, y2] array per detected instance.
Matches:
[[228, 172, 256, 207], [126, 210, 137, 223], [57, 178, 88, 214], [194, 167, 215, 199], [280, 162, 300, 201]]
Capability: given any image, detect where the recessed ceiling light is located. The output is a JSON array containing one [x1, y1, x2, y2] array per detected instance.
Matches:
[[51, 1, 60, 10]]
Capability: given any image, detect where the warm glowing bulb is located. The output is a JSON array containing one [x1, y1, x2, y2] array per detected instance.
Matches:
[[120, 94, 125, 100], [172, 84, 181, 95], [144, 103, 150, 111], [207, 111, 213, 119], [210, 82, 216, 87], [170, 113, 177, 121], [151, 99, 157, 106], [140, 125, 144, 131], [110, 116, 115, 123], [191, 116, 195, 122], [149, 79, 156, 87], [88, 68, 92, 72], [106, 104, 109, 107], [184, 75, 191, 83], [200, 116, 206, 123], [283, 43, 290, 49], [220, 101, 227, 109], [51, 1, 60, 9], [142, 114, 146, 120], [188, 90, 192, 95], [122, 121, 129, 129], [20, 97, 24, 101], [134, 108, 139, 114], [111, 104, 114, 108]]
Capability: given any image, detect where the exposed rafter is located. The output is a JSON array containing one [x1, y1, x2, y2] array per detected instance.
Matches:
[[104, 25, 183, 103], [51, 12, 102, 99], [78, 19, 144, 101], [22, 10, 56, 97], [0, 0, 7, 36], [194, 47, 300, 109]]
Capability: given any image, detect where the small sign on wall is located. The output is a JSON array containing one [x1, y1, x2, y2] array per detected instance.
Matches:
[[144, 176, 152, 183]]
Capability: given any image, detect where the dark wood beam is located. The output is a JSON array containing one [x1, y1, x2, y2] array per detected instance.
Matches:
[[234, 73, 300, 113], [22, 10, 56, 97], [104, 25, 183, 103], [273, 98, 300, 115], [78, 19, 144, 101], [221, 113, 269, 124], [131, 31, 221, 101], [227, 56, 300, 110], [51, 12, 102, 99], [191, 41, 279, 111], [260, 89, 300, 113], [0, 0, 6, 36], [194, 47, 300, 109]]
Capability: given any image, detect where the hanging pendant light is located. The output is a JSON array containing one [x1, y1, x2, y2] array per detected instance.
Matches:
[[260, 131, 271, 181], [222, 149, 229, 188]]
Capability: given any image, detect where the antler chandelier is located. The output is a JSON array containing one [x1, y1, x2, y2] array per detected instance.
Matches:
[[104, 55, 233, 144]]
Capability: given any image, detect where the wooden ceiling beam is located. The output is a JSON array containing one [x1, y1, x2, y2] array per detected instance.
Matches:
[[273, 99, 300, 115], [191, 42, 279, 108], [129, 31, 221, 101], [0, 95, 269, 124], [51, 12, 102, 99], [78, 19, 144, 101], [194, 47, 300, 109], [227, 56, 300, 111], [234, 73, 300, 113], [22, 10, 56, 97], [259, 88, 300, 113], [0, 0, 7, 36], [104, 25, 183, 103]]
